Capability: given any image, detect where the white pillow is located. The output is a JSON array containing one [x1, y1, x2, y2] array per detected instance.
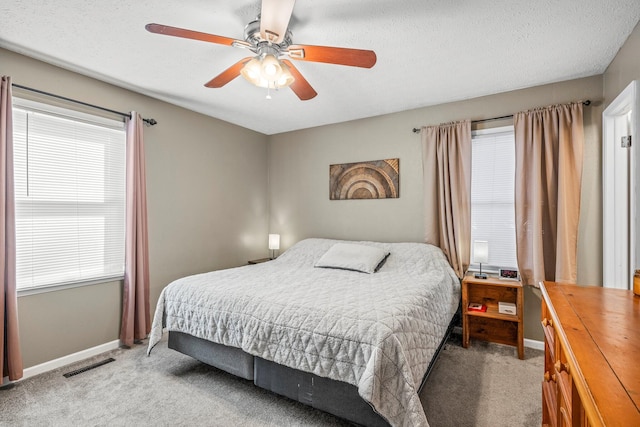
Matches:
[[315, 243, 389, 274]]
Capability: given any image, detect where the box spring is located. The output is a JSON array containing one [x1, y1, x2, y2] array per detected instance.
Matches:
[[167, 311, 456, 427]]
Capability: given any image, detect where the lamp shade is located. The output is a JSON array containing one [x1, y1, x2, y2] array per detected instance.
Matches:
[[240, 57, 262, 85], [268, 234, 280, 250], [473, 240, 489, 264], [276, 62, 295, 87]]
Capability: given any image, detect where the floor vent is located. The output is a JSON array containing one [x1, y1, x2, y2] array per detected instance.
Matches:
[[63, 358, 115, 378]]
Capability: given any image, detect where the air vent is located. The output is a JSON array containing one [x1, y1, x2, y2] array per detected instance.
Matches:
[[63, 358, 115, 378]]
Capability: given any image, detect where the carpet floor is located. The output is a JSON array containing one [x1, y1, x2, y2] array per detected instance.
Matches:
[[0, 333, 543, 426]]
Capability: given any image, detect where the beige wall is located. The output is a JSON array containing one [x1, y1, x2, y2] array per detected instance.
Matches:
[[1, 48, 269, 368], [268, 76, 604, 341], [7, 18, 640, 365], [604, 21, 640, 107]]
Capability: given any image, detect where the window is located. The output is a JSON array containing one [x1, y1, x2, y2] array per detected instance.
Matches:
[[470, 126, 517, 270], [12, 99, 126, 292]]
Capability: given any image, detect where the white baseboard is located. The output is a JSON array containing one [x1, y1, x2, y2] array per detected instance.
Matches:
[[21, 339, 120, 381], [453, 326, 544, 351], [17, 333, 543, 382], [524, 338, 544, 351]]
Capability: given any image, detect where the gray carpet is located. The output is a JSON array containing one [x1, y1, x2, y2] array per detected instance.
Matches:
[[0, 333, 542, 427]]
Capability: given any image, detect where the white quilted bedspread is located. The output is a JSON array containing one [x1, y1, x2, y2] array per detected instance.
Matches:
[[148, 238, 460, 427]]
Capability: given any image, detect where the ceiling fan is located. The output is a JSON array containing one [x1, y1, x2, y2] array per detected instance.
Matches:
[[145, 0, 377, 100]]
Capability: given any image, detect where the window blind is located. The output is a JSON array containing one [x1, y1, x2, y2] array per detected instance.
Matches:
[[12, 100, 126, 291], [470, 126, 518, 269]]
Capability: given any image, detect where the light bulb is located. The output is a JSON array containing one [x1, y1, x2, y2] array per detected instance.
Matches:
[[261, 55, 282, 80], [245, 68, 258, 79], [240, 58, 262, 86], [264, 64, 277, 76], [276, 63, 295, 88]]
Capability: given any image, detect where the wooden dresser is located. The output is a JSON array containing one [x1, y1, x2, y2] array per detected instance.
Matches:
[[540, 281, 640, 427]]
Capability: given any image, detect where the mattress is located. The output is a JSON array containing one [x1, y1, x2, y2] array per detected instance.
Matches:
[[148, 238, 460, 426]]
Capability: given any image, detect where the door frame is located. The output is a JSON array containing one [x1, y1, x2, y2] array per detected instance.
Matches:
[[603, 80, 639, 289]]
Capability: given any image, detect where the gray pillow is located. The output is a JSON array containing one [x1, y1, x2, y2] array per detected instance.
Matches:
[[315, 243, 389, 274]]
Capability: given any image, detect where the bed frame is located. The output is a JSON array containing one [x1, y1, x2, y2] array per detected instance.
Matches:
[[167, 308, 459, 426]]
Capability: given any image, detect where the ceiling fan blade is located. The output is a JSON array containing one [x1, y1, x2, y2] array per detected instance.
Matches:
[[281, 60, 317, 101], [286, 44, 377, 68], [204, 58, 252, 88], [146, 23, 238, 47], [260, 0, 296, 44]]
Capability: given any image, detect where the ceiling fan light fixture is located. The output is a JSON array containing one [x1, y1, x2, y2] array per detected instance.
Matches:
[[276, 62, 295, 87], [261, 54, 282, 79], [240, 57, 262, 85], [241, 53, 294, 90]]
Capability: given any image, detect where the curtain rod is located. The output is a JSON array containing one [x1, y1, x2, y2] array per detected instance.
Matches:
[[11, 83, 158, 126], [412, 100, 591, 133]]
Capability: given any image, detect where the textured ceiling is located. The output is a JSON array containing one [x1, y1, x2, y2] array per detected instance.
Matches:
[[1, 1, 639, 135]]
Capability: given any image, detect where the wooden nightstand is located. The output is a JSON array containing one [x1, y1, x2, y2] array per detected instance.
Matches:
[[248, 258, 271, 265], [462, 274, 524, 359]]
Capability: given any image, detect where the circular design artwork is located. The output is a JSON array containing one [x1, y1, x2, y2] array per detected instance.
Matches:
[[330, 159, 399, 200]]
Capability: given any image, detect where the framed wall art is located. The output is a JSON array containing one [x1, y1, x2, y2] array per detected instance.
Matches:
[[329, 158, 399, 200]]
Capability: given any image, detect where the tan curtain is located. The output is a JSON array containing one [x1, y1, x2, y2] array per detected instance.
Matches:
[[120, 112, 151, 347], [1, 76, 23, 383], [421, 120, 472, 278], [514, 103, 584, 287]]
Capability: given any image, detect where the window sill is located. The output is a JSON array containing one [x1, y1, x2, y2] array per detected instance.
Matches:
[[17, 275, 124, 297]]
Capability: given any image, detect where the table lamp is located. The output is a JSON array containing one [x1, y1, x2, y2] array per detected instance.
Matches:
[[268, 234, 280, 259], [473, 240, 489, 279]]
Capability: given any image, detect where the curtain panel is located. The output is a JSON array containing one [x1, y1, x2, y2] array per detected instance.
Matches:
[[0, 76, 23, 383], [120, 112, 151, 347], [514, 103, 584, 287], [421, 120, 472, 278]]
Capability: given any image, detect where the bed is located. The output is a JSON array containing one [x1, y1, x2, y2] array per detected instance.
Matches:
[[148, 238, 460, 427]]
